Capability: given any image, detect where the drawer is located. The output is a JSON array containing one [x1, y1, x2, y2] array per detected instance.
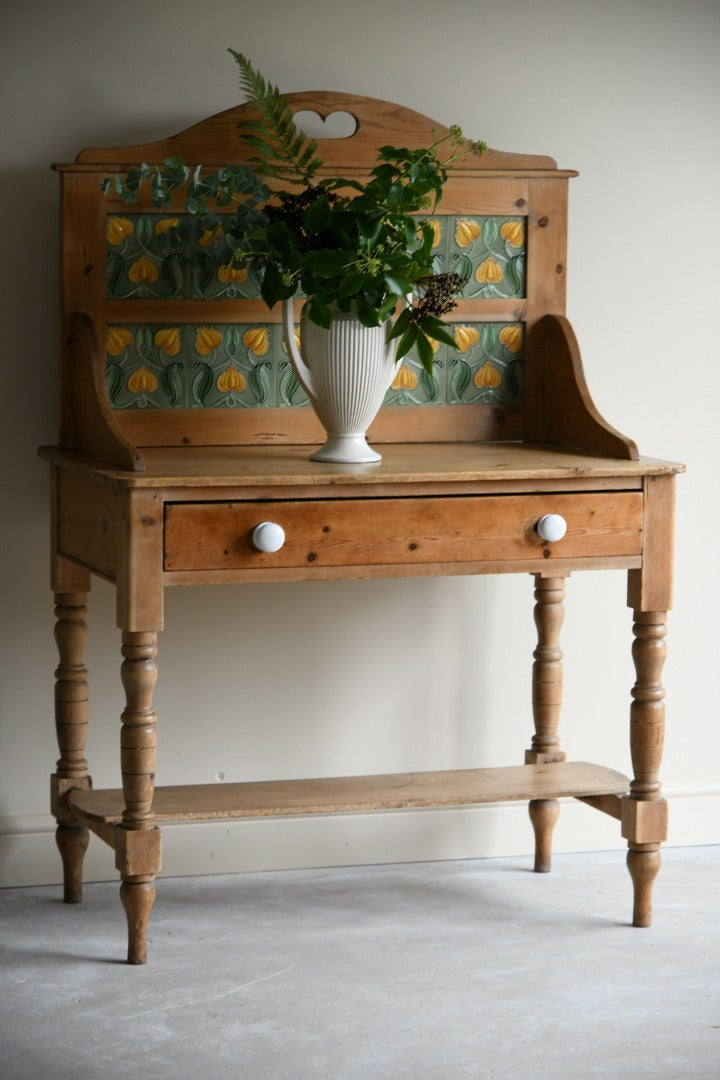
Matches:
[[164, 492, 643, 571]]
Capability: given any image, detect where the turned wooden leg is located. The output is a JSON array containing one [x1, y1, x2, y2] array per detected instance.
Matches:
[[55, 824, 90, 904], [526, 575, 567, 872], [118, 631, 161, 964], [623, 611, 668, 927], [52, 592, 92, 903], [120, 881, 156, 966], [528, 799, 560, 874]]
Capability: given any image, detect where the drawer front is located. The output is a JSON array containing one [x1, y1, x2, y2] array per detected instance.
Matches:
[[164, 492, 643, 571]]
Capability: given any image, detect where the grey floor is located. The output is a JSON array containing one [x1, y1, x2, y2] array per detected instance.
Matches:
[[1, 847, 718, 1080]]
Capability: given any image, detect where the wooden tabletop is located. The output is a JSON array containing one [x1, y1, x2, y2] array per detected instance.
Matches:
[[39, 441, 684, 490]]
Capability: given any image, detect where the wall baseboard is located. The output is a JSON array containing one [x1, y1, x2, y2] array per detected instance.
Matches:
[[2, 789, 718, 889]]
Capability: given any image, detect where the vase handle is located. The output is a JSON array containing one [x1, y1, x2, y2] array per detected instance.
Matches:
[[282, 299, 316, 399]]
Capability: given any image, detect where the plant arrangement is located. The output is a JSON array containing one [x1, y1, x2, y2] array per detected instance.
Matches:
[[103, 52, 487, 376]]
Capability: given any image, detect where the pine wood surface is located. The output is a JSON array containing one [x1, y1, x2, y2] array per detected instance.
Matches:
[[69, 91, 567, 175], [40, 442, 684, 489], [67, 762, 629, 825], [163, 491, 643, 571], [45, 91, 684, 957], [112, 403, 523, 452]]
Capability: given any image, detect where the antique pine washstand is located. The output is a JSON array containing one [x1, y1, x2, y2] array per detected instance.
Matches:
[[40, 92, 683, 963]]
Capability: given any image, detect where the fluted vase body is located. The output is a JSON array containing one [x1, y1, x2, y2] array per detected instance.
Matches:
[[282, 301, 400, 463]]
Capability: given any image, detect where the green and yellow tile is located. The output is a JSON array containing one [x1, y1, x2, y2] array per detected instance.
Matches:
[[106, 324, 187, 408]]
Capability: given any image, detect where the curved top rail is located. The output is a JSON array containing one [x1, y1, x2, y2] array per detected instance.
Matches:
[[72, 91, 563, 174]]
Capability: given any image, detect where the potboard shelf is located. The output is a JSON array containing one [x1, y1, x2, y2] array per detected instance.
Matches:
[[68, 762, 629, 828]]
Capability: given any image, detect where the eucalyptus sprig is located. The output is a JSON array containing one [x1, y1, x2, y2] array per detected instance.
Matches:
[[102, 53, 487, 375]]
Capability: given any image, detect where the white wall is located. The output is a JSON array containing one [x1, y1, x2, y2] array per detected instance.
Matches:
[[1, 0, 718, 888]]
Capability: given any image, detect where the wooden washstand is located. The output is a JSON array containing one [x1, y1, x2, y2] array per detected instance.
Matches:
[[41, 92, 683, 963]]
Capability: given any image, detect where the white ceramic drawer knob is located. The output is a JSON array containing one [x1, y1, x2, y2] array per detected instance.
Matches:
[[252, 521, 286, 553], [536, 513, 567, 543]]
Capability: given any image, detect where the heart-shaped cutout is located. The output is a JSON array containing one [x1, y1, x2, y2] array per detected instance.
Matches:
[[292, 110, 358, 140]]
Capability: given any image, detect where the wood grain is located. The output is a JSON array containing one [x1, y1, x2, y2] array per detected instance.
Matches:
[[39, 442, 684, 490], [163, 492, 643, 572], [72, 91, 563, 174], [67, 762, 629, 825]]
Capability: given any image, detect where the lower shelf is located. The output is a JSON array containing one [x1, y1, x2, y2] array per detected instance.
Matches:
[[67, 762, 629, 832]]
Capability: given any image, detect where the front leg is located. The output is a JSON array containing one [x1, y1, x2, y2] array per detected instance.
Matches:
[[52, 591, 92, 903], [623, 611, 668, 926], [117, 631, 162, 964]]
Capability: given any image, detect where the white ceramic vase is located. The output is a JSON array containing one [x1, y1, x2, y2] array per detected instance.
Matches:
[[282, 300, 400, 463]]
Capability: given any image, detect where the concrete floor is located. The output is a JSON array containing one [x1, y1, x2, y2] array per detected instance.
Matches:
[[1, 847, 718, 1080]]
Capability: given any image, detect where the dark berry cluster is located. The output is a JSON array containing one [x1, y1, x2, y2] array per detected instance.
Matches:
[[265, 185, 336, 234], [410, 272, 463, 323]]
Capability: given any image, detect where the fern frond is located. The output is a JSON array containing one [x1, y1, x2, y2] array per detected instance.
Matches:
[[228, 49, 323, 186]]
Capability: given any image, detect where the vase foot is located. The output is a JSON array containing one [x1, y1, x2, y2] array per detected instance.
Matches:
[[310, 434, 382, 464]]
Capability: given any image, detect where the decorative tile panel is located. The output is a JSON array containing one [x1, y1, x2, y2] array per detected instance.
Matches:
[[419, 215, 526, 299], [106, 325, 185, 408], [105, 213, 526, 409], [446, 322, 524, 406], [189, 324, 308, 408], [107, 322, 523, 410], [106, 215, 187, 299], [106, 214, 527, 300]]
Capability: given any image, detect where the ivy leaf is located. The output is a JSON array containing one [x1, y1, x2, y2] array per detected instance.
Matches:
[[304, 195, 332, 234], [383, 273, 412, 297], [357, 298, 380, 327], [339, 270, 365, 299], [304, 249, 343, 278], [308, 296, 332, 328]]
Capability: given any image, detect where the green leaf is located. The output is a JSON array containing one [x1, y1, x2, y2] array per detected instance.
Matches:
[[505, 253, 524, 297], [305, 249, 343, 278], [387, 306, 413, 341], [105, 252, 124, 297], [339, 270, 365, 298], [161, 362, 184, 406], [419, 316, 457, 349], [229, 50, 323, 184], [249, 361, 271, 405], [482, 217, 499, 249], [304, 195, 332, 234], [161, 252, 185, 298], [415, 331, 435, 375], [260, 264, 295, 307], [450, 357, 471, 401], [308, 297, 332, 329], [356, 298, 380, 327], [394, 324, 419, 362], [383, 273, 412, 297], [480, 323, 497, 353], [453, 253, 473, 288], [106, 362, 124, 405], [191, 361, 214, 405], [420, 365, 439, 402]]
